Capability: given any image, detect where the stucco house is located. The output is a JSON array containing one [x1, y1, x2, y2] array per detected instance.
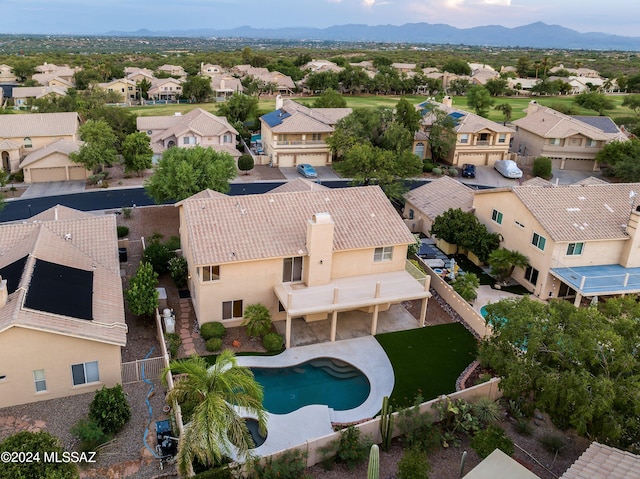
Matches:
[[402, 176, 475, 236], [414, 97, 515, 167], [32, 63, 78, 86], [0, 64, 17, 83], [0, 111, 80, 175], [0, 205, 127, 408], [125, 68, 156, 84], [473, 178, 640, 306], [12, 86, 68, 110], [511, 101, 627, 171], [209, 74, 243, 99], [148, 78, 183, 102], [97, 78, 137, 104], [259, 96, 351, 167], [177, 185, 431, 348], [157, 64, 187, 80], [19, 139, 89, 183], [137, 107, 240, 159], [199, 63, 225, 76]]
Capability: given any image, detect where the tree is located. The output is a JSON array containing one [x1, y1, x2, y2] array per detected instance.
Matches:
[[216, 93, 259, 124], [479, 296, 640, 448], [442, 59, 471, 76], [69, 119, 118, 173], [595, 138, 640, 181], [448, 78, 470, 95], [487, 249, 530, 283], [122, 132, 153, 176], [466, 85, 494, 117], [395, 97, 421, 133], [516, 57, 530, 78], [0, 431, 78, 478], [136, 78, 152, 100], [84, 106, 137, 152], [622, 94, 640, 116], [162, 352, 267, 475], [144, 146, 236, 203], [89, 385, 131, 435], [452, 273, 480, 302], [237, 154, 254, 175], [182, 75, 212, 103], [125, 262, 159, 317], [312, 88, 347, 108], [574, 92, 615, 115], [426, 107, 457, 163], [495, 103, 513, 125], [431, 208, 500, 262], [327, 108, 391, 159], [484, 78, 508, 97]]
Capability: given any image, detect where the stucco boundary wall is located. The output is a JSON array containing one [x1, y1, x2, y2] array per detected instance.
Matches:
[[249, 378, 501, 471]]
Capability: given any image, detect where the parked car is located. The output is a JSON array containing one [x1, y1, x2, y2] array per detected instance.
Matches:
[[494, 159, 523, 179], [462, 164, 476, 178], [297, 163, 318, 178]]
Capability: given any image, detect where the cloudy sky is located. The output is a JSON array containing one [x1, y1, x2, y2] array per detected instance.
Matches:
[[4, 0, 639, 37]]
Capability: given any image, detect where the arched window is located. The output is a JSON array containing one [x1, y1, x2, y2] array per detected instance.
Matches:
[[24, 137, 33, 149], [414, 142, 425, 158]]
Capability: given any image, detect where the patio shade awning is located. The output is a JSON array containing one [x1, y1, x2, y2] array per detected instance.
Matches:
[[550, 264, 640, 296]]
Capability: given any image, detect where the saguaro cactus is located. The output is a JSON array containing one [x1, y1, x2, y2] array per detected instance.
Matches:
[[380, 395, 394, 451], [367, 444, 379, 479]]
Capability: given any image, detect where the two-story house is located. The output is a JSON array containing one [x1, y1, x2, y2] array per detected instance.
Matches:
[[209, 74, 243, 99], [157, 64, 187, 80], [177, 185, 431, 348], [137, 108, 240, 159], [0, 64, 17, 83], [414, 97, 515, 167], [259, 96, 351, 167], [0, 205, 127, 408], [148, 78, 183, 102], [11, 86, 68, 110], [511, 101, 627, 171], [473, 178, 640, 306], [96, 78, 137, 104]]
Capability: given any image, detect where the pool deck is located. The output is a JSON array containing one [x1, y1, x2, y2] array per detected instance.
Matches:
[[236, 335, 394, 457]]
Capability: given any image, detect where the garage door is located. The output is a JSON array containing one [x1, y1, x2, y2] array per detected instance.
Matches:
[[456, 153, 486, 166], [551, 158, 562, 169], [296, 153, 326, 167], [278, 154, 295, 167], [563, 158, 596, 171], [68, 166, 88, 180], [29, 167, 66, 182]]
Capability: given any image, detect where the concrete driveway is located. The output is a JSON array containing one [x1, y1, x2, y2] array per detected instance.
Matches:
[[279, 166, 342, 181], [460, 165, 602, 188], [21, 181, 86, 199]]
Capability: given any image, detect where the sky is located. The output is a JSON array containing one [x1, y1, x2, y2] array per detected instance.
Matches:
[[3, 0, 639, 37]]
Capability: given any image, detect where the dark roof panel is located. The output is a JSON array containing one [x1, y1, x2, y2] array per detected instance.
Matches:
[[572, 116, 620, 134], [261, 109, 291, 128], [0, 256, 28, 295]]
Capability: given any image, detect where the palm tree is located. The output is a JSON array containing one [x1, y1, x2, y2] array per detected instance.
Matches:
[[163, 352, 267, 476], [495, 103, 513, 125], [452, 273, 480, 303], [488, 249, 530, 283]]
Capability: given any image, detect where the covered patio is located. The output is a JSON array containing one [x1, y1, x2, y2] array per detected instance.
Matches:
[[274, 264, 431, 348], [551, 264, 640, 306]]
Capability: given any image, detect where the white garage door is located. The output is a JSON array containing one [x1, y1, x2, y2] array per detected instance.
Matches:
[[563, 158, 596, 171], [457, 153, 486, 166], [30, 167, 66, 182], [278, 154, 295, 167], [296, 153, 326, 167], [68, 166, 88, 180]]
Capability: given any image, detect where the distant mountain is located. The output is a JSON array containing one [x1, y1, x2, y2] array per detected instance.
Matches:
[[105, 22, 640, 50]]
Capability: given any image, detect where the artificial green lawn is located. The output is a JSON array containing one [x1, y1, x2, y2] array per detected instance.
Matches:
[[375, 323, 478, 409]]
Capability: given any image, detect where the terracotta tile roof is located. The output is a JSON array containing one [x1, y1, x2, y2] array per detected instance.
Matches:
[[0, 112, 79, 138], [512, 182, 640, 242], [0, 139, 21, 150], [269, 178, 330, 193], [561, 442, 640, 479], [404, 177, 475, 220], [31, 74, 73, 87], [12, 86, 68, 99], [0, 207, 126, 346], [263, 100, 351, 134], [574, 176, 609, 186], [19, 139, 82, 168], [419, 101, 514, 135], [179, 185, 415, 266], [521, 177, 553, 187]]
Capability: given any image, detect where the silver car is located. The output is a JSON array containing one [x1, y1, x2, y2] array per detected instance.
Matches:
[[494, 159, 523, 179]]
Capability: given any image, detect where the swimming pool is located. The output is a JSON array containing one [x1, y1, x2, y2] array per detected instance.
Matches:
[[480, 305, 507, 327], [252, 358, 371, 415]]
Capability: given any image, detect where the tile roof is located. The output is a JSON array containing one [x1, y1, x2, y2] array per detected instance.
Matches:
[[404, 177, 475, 220], [19, 139, 82, 168], [269, 178, 330, 193], [560, 442, 640, 479], [0, 112, 79, 138], [0, 207, 126, 346], [179, 185, 416, 266], [511, 182, 640, 242], [261, 100, 351, 133], [11, 86, 68, 99], [419, 101, 514, 135]]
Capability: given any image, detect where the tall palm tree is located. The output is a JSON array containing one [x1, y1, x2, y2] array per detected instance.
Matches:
[[495, 103, 513, 125], [163, 352, 267, 476], [488, 249, 530, 283]]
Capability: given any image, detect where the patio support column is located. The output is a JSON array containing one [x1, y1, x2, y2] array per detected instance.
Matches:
[[573, 293, 582, 307], [330, 310, 338, 342], [371, 304, 380, 335], [419, 296, 428, 327], [285, 314, 292, 349]]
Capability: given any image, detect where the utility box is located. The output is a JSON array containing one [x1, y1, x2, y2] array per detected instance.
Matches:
[[157, 287, 167, 310], [163, 308, 175, 334]]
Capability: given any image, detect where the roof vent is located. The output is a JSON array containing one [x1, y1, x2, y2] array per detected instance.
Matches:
[[64, 233, 72, 241]]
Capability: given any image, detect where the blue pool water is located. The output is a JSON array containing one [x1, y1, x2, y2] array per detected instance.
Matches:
[[252, 358, 370, 414], [480, 306, 507, 327]]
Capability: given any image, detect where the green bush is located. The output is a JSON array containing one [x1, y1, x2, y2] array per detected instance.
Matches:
[[10, 170, 24, 183], [200, 322, 226, 340], [0, 431, 78, 479], [88, 385, 131, 435], [398, 396, 440, 453], [515, 419, 533, 436], [165, 235, 181, 251], [247, 449, 307, 479], [117, 225, 129, 238], [143, 241, 175, 274], [539, 433, 565, 455], [448, 168, 458, 176], [243, 303, 272, 338], [397, 447, 430, 479], [336, 426, 371, 471], [71, 418, 111, 453], [262, 333, 284, 352], [164, 332, 182, 358], [422, 161, 435, 173], [470, 425, 514, 459], [472, 397, 502, 425], [168, 256, 188, 288], [432, 167, 443, 176], [533, 156, 552, 179], [206, 338, 223, 352], [122, 207, 132, 219]]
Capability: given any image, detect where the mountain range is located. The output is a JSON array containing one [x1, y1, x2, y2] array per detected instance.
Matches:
[[106, 22, 640, 51]]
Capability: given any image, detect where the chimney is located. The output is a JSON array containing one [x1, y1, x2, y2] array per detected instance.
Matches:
[[305, 212, 334, 286], [275, 94, 284, 110], [442, 95, 453, 108], [0, 276, 7, 309], [526, 100, 541, 114]]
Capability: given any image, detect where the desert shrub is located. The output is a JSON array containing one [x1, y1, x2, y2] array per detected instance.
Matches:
[[206, 338, 223, 352], [448, 168, 458, 176], [164, 332, 182, 358], [71, 418, 111, 453], [168, 256, 188, 288], [143, 241, 175, 274], [0, 431, 77, 479], [398, 396, 440, 452], [243, 303, 272, 338], [470, 425, 514, 459], [117, 225, 129, 238], [539, 433, 565, 455], [89, 385, 131, 435], [474, 373, 493, 386], [122, 206, 132, 219], [262, 333, 284, 352], [422, 161, 435, 172], [335, 426, 371, 470], [472, 397, 502, 425], [247, 449, 307, 479], [432, 167, 443, 176], [10, 170, 24, 182], [397, 447, 431, 479], [200, 322, 226, 340], [533, 156, 552, 179], [515, 419, 533, 436]]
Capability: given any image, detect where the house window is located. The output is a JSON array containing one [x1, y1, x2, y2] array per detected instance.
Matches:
[[222, 133, 232, 143], [71, 361, 99, 386], [283, 257, 303, 282], [33, 369, 46, 392], [498, 133, 507, 143], [460, 134, 469, 144], [222, 300, 243, 320], [524, 266, 539, 286], [201, 265, 220, 281], [566, 242, 584, 256], [414, 142, 425, 158], [491, 209, 503, 225], [312, 133, 323, 141], [121, 88, 125, 93], [183, 136, 196, 145], [408, 209, 415, 220], [586, 139, 597, 147], [128, 86, 133, 91], [514, 220, 525, 229], [374, 246, 393, 262], [24, 137, 32, 148], [549, 138, 561, 146], [531, 232, 546, 251]]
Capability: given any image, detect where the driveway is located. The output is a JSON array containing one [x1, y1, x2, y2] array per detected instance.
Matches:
[[460, 165, 602, 188], [278, 166, 342, 181], [21, 181, 86, 199]]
